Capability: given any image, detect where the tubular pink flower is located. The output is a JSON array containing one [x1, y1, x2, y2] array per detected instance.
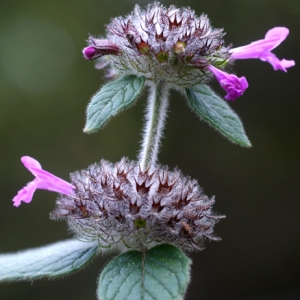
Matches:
[[13, 156, 73, 207], [230, 27, 295, 72], [82, 38, 120, 60], [207, 65, 248, 101]]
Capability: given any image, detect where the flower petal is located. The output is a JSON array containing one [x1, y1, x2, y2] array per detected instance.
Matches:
[[21, 156, 42, 171], [207, 65, 248, 101], [13, 179, 38, 207], [230, 27, 295, 72], [34, 168, 73, 195], [13, 156, 73, 207], [260, 52, 295, 72], [264, 27, 289, 50]]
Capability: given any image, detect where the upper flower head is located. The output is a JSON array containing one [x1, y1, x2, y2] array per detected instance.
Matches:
[[83, 3, 294, 100], [13, 156, 73, 207], [51, 158, 224, 251], [83, 2, 230, 86], [230, 27, 295, 72]]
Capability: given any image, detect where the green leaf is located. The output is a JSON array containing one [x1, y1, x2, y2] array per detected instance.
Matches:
[[0, 239, 98, 281], [186, 84, 251, 147], [84, 75, 145, 133], [98, 244, 191, 300]]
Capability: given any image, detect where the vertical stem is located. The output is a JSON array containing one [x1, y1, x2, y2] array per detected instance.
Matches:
[[139, 80, 169, 171]]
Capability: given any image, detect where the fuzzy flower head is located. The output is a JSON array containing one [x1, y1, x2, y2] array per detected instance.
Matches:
[[51, 158, 224, 252], [83, 2, 294, 101], [83, 2, 230, 87]]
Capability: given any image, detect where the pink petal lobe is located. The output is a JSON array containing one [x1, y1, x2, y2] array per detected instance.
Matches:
[[13, 179, 38, 207], [264, 27, 289, 49], [280, 59, 296, 69], [261, 52, 295, 72], [21, 156, 42, 171]]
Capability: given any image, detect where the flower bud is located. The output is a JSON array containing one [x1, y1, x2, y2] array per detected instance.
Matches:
[[82, 38, 120, 60]]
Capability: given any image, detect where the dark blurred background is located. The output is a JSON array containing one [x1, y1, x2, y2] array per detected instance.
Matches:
[[0, 0, 299, 299]]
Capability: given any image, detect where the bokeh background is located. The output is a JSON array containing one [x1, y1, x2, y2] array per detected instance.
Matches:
[[0, 0, 299, 299]]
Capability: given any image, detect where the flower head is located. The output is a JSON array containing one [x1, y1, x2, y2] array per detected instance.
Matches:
[[230, 27, 295, 72], [51, 158, 224, 251], [13, 156, 73, 207], [83, 3, 294, 100], [83, 2, 230, 87]]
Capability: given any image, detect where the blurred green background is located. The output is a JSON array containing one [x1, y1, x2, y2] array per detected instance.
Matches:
[[0, 0, 299, 299]]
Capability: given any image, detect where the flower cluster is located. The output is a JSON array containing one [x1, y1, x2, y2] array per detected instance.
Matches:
[[11, 1, 295, 256], [83, 2, 294, 100], [14, 156, 223, 252], [84, 2, 229, 88], [4, 3, 296, 298]]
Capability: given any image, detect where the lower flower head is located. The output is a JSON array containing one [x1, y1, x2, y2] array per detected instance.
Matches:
[[51, 158, 224, 251]]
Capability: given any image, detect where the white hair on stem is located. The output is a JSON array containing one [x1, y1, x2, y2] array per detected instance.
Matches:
[[139, 80, 170, 170]]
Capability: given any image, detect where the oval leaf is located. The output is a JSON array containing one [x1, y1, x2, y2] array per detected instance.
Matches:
[[0, 239, 98, 281], [186, 84, 251, 147], [84, 75, 145, 133], [98, 244, 191, 300]]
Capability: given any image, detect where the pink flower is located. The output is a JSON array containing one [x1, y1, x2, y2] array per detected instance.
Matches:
[[230, 27, 295, 72], [13, 156, 73, 207], [207, 65, 249, 101], [82, 38, 120, 60]]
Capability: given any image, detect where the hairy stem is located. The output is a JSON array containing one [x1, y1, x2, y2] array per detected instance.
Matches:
[[139, 80, 169, 171]]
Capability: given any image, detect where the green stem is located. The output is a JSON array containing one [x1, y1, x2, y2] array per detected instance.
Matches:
[[139, 80, 169, 171]]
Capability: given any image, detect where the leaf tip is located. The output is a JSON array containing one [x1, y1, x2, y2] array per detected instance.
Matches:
[[83, 125, 96, 134], [240, 138, 252, 148]]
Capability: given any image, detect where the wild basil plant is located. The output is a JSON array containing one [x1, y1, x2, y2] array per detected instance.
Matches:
[[0, 2, 294, 299]]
